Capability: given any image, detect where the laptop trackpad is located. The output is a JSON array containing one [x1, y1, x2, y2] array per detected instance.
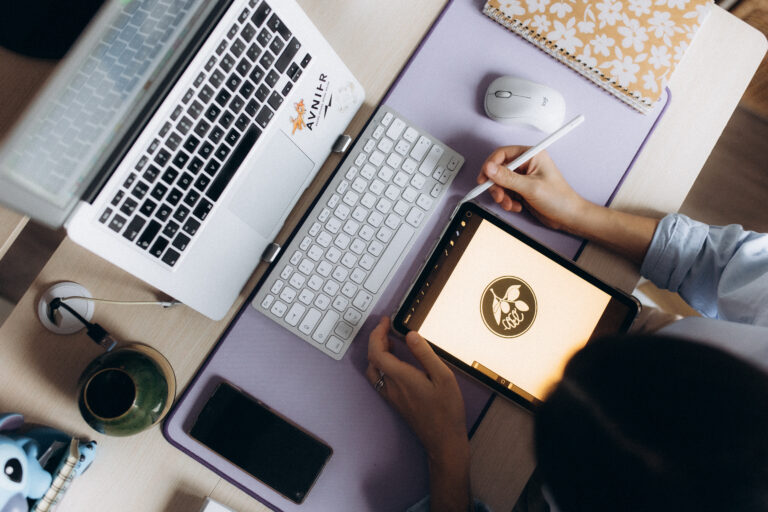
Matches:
[[228, 131, 315, 238]]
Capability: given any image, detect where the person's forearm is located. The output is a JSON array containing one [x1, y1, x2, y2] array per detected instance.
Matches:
[[565, 201, 660, 265], [428, 443, 472, 512]]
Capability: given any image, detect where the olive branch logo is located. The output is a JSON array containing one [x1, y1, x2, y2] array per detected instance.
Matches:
[[481, 277, 537, 338]]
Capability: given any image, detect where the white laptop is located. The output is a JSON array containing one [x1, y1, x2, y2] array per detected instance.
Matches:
[[0, 0, 363, 320]]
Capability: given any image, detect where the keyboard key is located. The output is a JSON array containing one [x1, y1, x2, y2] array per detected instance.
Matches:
[[172, 151, 190, 168], [144, 164, 161, 183], [210, 126, 224, 144], [156, 204, 172, 222], [255, 84, 270, 102], [299, 308, 322, 335], [162, 221, 179, 238], [122, 216, 146, 241], [200, 141, 215, 159], [161, 248, 180, 267], [161, 168, 178, 185], [264, 69, 279, 88], [352, 290, 373, 311], [326, 336, 344, 354], [183, 135, 200, 153], [240, 80, 256, 98], [99, 208, 112, 224], [193, 199, 213, 220], [149, 236, 169, 258], [206, 125, 259, 201], [172, 233, 190, 251], [182, 218, 200, 236], [236, 57, 252, 77], [139, 199, 157, 217], [194, 175, 211, 191], [242, 24, 257, 43], [267, 91, 283, 110], [108, 214, 126, 233], [154, 149, 171, 166], [173, 205, 190, 223], [231, 39, 246, 57], [210, 70, 225, 88], [285, 303, 305, 326], [226, 74, 242, 92], [184, 189, 200, 207], [198, 85, 214, 104], [235, 114, 249, 131], [275, 37, 300, 73], [219, 112, 235, 129], [312, 310, 339, 344], [257, 28, 271, 47], [259, 51, 275, 71], [300, 53, 312, 68], [120, 197, 138, 216], [167, 188, 183, 205], [151, 183, 168, 200], [288, 62, 302, 81], [215, 145, 231, 161], [252, 2, 271, 26], [269, 36, 284, 55], [131, 182, 149, 199], [255, 105, 274, 128], [137, 220, 161, 249], [267, 13, 292, 40], [187, 100, 204, 119]]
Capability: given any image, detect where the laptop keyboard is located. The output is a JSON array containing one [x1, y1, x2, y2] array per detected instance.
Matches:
[[4, 0, 197, 201], [98, 0, 311, 268], [252, 105, 464, 360]]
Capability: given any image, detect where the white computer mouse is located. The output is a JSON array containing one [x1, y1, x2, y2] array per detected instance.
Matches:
[[484, 76, 566, 132]]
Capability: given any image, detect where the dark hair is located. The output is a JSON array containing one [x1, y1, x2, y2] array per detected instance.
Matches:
[[535, 334, 768, 512]]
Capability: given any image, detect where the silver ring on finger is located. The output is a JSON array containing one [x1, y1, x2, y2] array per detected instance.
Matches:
[[374, 370, 385, 393]]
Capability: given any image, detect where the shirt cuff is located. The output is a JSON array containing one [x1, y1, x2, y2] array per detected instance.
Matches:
[[640, 213, 709, 292]]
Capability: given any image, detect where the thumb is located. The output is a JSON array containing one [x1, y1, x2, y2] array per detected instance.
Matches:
[[405, 332, 450, 382], [486, 162, 533, 196]]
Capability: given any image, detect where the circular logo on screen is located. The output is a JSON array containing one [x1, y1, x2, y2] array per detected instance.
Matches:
[[480, 277, 537, 338]]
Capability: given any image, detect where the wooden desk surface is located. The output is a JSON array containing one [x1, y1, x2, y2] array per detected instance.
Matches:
[[0, 2, 765, 511]]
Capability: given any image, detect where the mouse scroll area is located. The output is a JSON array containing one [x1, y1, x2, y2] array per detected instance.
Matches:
[[484, 76, 566, 132]]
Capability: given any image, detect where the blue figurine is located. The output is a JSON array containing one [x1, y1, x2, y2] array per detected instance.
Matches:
[[0, 414, 96, 512]]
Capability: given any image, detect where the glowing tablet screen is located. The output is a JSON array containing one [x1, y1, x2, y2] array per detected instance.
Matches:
[[397, 205, 635, 404]]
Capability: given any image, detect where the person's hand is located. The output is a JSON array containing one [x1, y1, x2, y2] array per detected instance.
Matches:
[[477, 146, 590, 233], [367, 317, 471, 512], [365, 317, 469, 463]]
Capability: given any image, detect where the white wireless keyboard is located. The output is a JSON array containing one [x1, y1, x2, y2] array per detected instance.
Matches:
[[252, 105, 464, 359]]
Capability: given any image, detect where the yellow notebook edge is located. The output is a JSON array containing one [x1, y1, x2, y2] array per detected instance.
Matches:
[[482, 3, 654, 114]]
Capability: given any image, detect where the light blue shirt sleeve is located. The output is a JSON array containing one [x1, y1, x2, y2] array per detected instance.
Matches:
[[640, 213, 768, 326]]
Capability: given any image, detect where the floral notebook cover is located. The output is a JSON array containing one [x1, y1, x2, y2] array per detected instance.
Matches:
[[483, 0, 712, 112]]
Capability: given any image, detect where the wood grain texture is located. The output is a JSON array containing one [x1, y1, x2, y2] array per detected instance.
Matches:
[[0, 207, 27, 261], [0, 2, 764, 511]]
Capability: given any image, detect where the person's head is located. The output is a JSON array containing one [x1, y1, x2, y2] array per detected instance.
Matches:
[[535, 334, 768, 512]]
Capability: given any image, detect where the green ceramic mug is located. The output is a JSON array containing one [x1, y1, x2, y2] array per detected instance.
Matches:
[[78, 343, 176, 436]]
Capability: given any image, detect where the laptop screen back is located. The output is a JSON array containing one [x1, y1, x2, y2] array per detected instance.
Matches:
[[0, 0, 214, 227]]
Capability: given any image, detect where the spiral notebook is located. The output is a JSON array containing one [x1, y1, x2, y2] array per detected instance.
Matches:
[[483, 0, 712, 112]]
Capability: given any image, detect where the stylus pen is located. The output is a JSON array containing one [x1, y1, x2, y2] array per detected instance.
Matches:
[[453, 114, 586, 215]]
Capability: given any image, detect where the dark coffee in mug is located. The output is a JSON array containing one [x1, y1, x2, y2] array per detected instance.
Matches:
[[83, 369, 136, 419], [78, 343, 176, 436]]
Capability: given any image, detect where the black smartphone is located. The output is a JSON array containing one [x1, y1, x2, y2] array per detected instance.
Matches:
[[189, 382, 332, 504], [393, 202, 639, 410]]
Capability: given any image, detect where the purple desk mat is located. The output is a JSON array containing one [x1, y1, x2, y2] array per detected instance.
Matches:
[[163, 0, 669, 510]]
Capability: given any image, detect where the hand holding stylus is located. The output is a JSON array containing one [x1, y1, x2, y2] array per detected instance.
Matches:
[[476, 145, 590, 233], [460, 114, 584, 206]]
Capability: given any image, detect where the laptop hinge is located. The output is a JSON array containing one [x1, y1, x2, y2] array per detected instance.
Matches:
[[332, 134, 353, 154], [261, 243, 281, 264]]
